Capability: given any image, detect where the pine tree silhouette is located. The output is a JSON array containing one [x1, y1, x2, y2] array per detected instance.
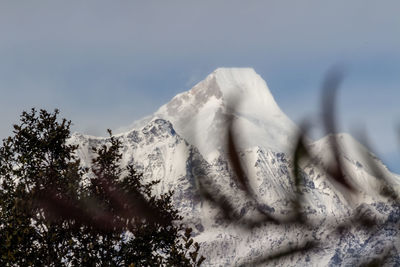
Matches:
[[0, 108, 205, 266]]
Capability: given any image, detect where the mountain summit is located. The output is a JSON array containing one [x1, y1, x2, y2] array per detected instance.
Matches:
[[153, 68, 298, 161]]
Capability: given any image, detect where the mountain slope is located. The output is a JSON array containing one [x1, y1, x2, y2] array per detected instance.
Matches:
[[70, 118, 207, 222], [71, 68, 400, 266]]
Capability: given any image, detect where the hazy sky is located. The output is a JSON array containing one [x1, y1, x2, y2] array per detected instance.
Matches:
[[0, 1, 399, 171]]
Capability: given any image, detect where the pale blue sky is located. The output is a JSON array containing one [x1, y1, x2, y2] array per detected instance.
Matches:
[[0, 1, 399, 171]]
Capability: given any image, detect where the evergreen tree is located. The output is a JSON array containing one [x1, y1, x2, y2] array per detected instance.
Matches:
[[0, 108, 205, 266]]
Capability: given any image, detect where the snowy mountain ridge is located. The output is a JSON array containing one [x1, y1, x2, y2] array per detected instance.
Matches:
[[129, 68, 298, 162], [71, 68, 400, 266]]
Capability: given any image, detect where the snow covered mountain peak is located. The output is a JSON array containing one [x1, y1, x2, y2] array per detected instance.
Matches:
[[177, 67, 283, 117], [152, 68, 298, 160], [208, 67, 280, 111]]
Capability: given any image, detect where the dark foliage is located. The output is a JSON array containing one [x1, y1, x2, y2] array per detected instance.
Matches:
[[0, 108, 205, 266]]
